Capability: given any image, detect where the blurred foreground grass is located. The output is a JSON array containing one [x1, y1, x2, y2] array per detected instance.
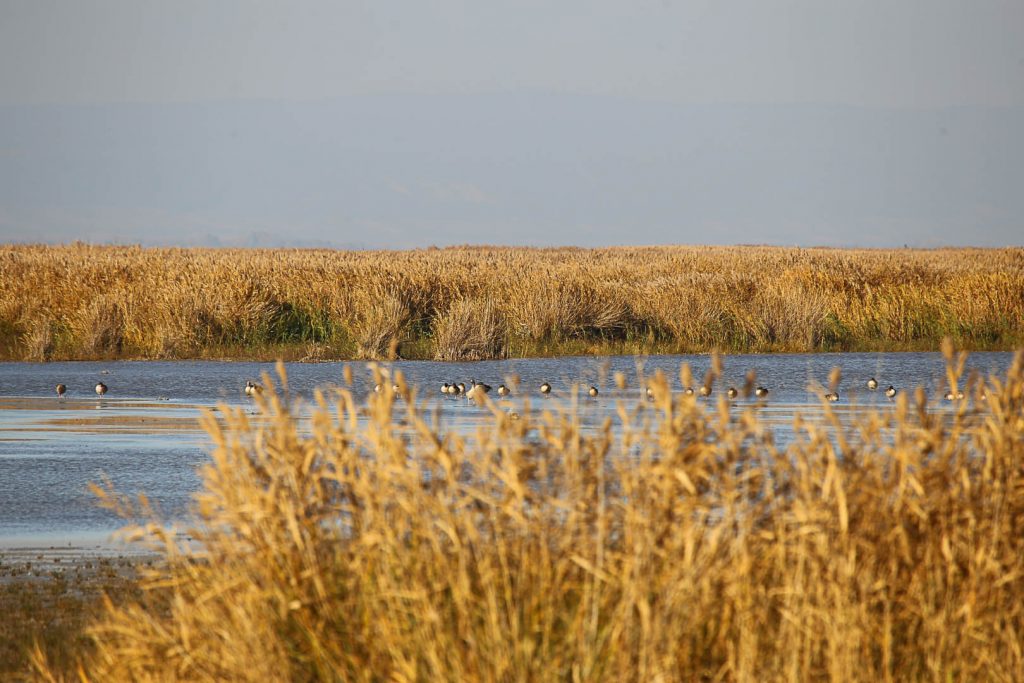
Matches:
[[18, 344, 1024, 681]]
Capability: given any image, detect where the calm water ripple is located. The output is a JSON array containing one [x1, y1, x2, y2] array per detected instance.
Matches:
[[0, 352, 1014, 544]]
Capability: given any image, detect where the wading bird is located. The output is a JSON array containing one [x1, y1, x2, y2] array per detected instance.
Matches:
[[755, 386, 769, 398], [825, 391, 839, 402], [885, 385, 897, 398], [699, 386, 711, 397], [497, 384, 510, 396], [726, 387, 738, 399], [867, 377, 878, 390], [56, 383, 66, 399], [95, 381, 108, 396], [588, 386, 599, 397], [540, 382, 552, 395]]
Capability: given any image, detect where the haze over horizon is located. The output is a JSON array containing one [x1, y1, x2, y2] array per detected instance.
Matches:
[[1, 1, 1022, 249]]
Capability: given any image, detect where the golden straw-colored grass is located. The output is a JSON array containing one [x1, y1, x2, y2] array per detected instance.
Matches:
[[34, 345, 1024, 681], [2, 243, 1022, 360]]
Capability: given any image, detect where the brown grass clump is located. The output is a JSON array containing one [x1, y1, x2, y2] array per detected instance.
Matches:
[[432, 297, 507, 360], [20, 315, 56, 361], [638, 273, 738, 347], [1, 243, 1022, 360], [36, 350, 1024, 681], [70, 296, 125, 357], [502, 278, 634, 343], [351, 287, 411, 359]]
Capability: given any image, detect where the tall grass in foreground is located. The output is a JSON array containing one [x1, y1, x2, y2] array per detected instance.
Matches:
[[37, 349, 1024, 681], [3, 244, 1023, 360]]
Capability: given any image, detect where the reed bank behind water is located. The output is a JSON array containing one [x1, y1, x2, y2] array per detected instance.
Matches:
[[3, 244, 1022, 361]]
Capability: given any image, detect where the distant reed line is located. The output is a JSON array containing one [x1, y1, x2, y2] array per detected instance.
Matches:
[[2, 243, 1022, 361]]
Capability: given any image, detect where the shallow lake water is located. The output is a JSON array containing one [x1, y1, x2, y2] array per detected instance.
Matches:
[[0, 352, 1014, 546]]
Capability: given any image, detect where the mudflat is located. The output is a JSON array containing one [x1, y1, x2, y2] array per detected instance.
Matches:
[[0, 545, 157, 679]]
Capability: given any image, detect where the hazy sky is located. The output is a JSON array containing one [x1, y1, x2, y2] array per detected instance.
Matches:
[[1, 0, 1022, 248]]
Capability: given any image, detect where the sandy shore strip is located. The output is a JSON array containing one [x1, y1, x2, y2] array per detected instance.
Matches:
[[0, 396, 207, 411], [0, 396, 222, 437]]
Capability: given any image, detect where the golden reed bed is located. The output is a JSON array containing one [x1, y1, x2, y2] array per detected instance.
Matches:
[[26, 349, 1024, 681], [2, 243, 1023, 361]]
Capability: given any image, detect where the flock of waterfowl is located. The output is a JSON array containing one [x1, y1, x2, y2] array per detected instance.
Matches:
[[409, 375, 911, 404], [427, 375, 979, 405], [46, 374, 974, 404], [820, 377, 899, 403]]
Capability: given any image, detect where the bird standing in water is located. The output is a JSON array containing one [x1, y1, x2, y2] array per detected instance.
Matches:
[[497, 384, 510, 396], [540, 382, 552, 395], [824, 392, 839, 402], [885, 385, 897, 399], [95, 381, 108, 396], [56, 383, 66, 399], [755, 386, 769, 398], [867, 378, 878, 390], [588, 386, 599, 397]]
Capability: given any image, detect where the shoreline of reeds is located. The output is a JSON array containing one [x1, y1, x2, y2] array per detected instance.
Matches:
[[7, 336, 1018, 365], [3, 243, 1023, 362]]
